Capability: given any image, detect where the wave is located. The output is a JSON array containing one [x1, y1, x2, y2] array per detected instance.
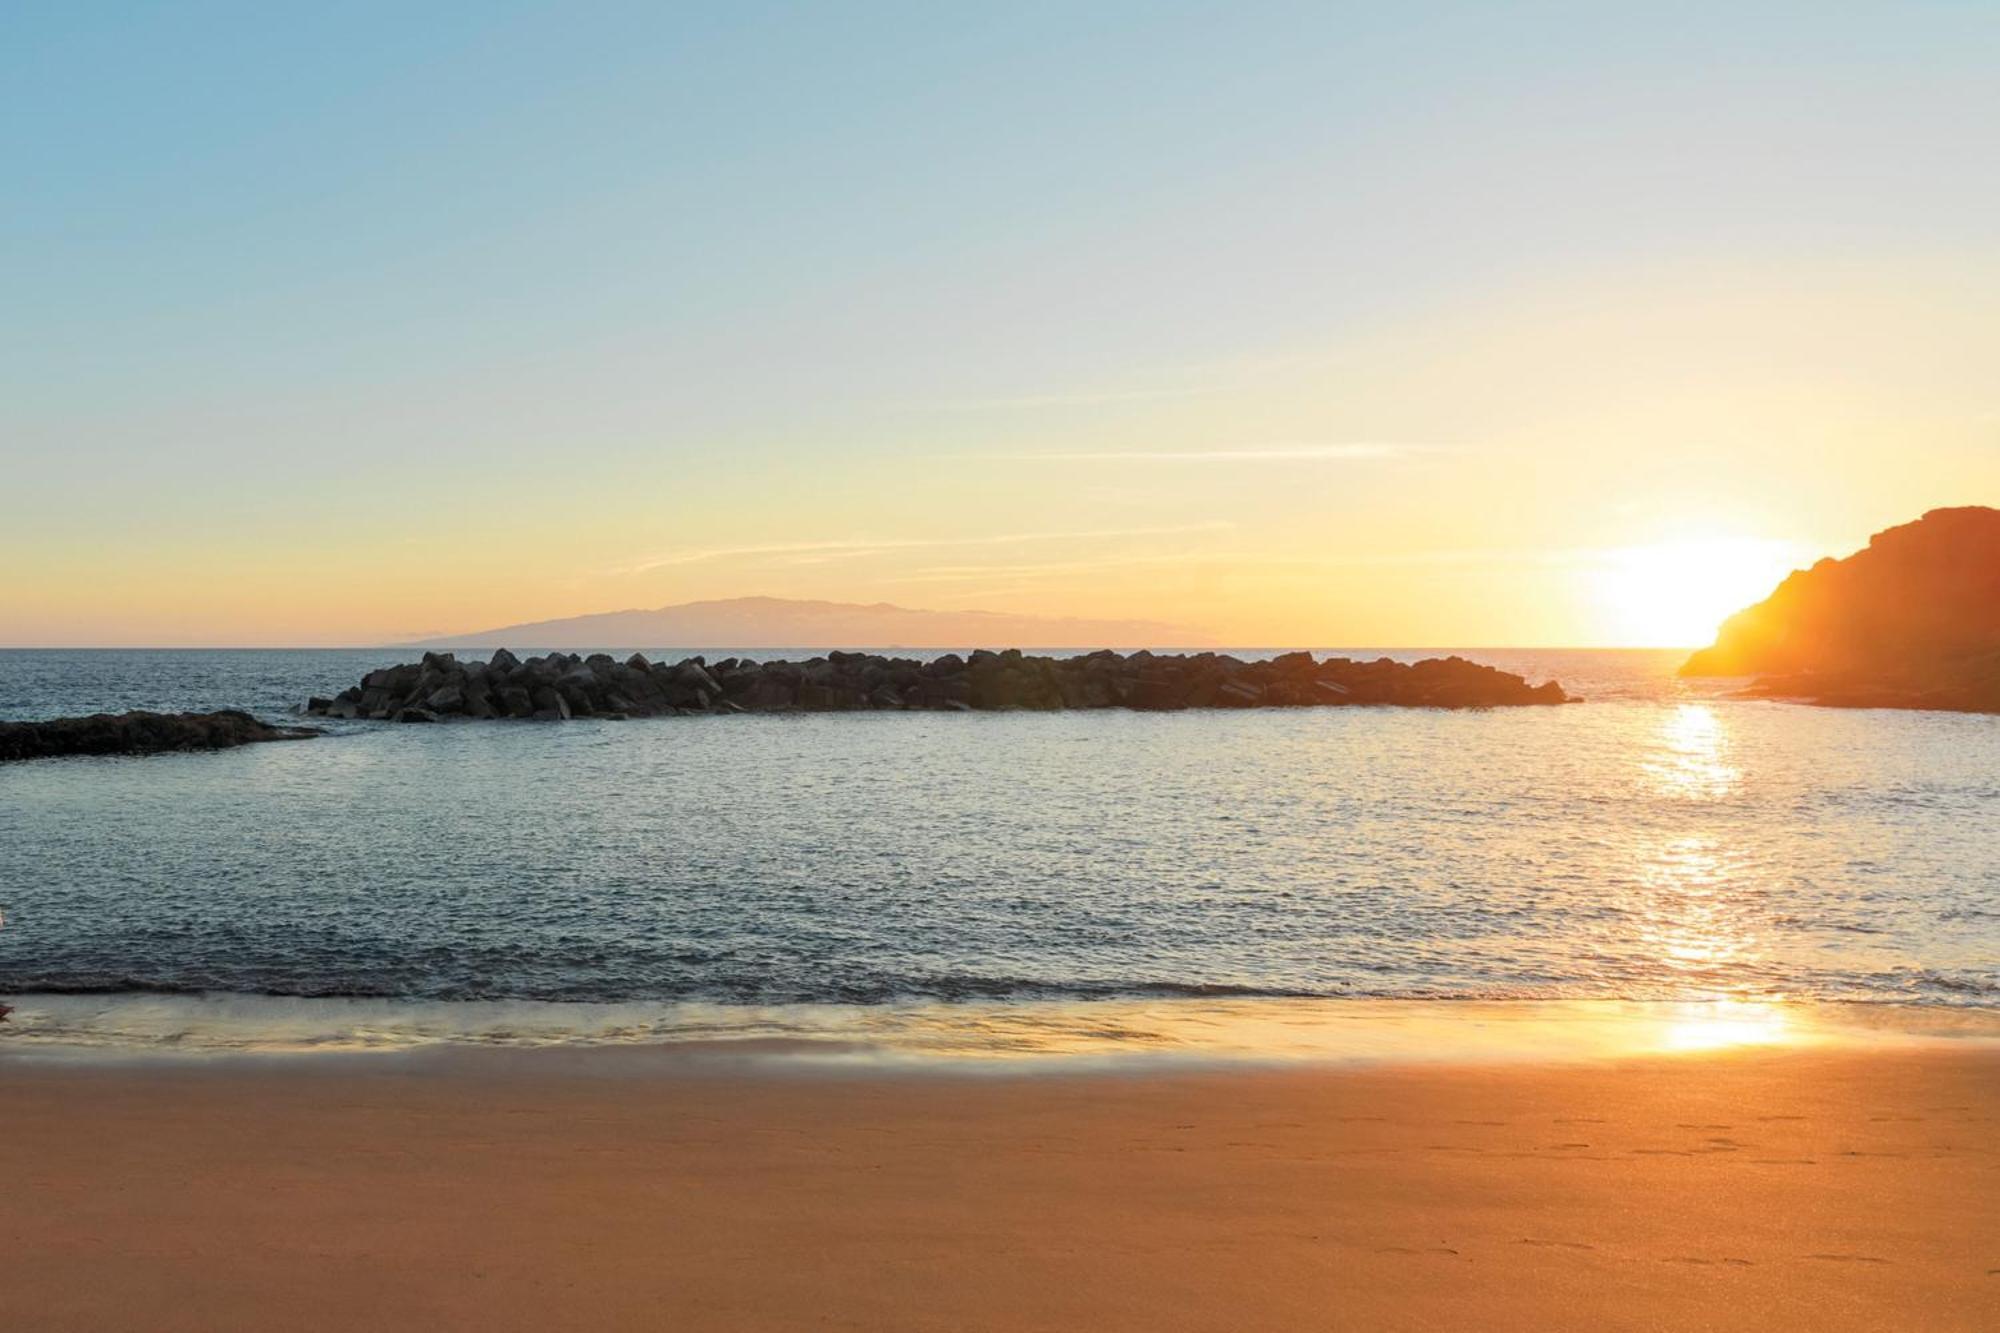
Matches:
[[9, 989, 2000, 1066], [7, 970, 1998, 1008], [0, 973, 1328, 1004]]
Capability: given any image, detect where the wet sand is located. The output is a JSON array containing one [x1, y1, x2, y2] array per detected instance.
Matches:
[[2, 1046, 1995, 1331]]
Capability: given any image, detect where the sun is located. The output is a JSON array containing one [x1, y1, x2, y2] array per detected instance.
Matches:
[[1589, 536, 1805, 648]]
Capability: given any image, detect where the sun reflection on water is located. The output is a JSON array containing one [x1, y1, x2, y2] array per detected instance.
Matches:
[[1632, 834, 1764, 996], [1624, 702, 1772, 1001], [1643, 703, 1740, 801]]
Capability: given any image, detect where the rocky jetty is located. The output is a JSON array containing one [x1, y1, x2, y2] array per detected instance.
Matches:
[[306, 648, 1569, 722], [1682, 506, 2000, 713], [0, 710, 318, 762]]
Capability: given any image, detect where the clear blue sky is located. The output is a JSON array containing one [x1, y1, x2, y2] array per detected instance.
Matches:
[[4, 3, 1995, 644]]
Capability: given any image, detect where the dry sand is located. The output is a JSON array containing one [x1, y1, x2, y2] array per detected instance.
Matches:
[[2, 1046, 1995, 1331]]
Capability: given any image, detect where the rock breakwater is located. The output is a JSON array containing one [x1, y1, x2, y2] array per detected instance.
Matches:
[[306, 648, 1568, 721], [0, 710, 318, 762]]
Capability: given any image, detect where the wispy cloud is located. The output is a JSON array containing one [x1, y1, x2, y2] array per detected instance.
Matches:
[[882, 549, 1229, 585], [1276, 537, 1809, 571], [606, 521, 1232, 577], [923, 385, 1226, 412], [1012, 442, 1426, 463]]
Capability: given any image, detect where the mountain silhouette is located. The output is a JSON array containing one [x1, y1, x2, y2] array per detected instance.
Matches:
[[404, 596, 1215, 651]]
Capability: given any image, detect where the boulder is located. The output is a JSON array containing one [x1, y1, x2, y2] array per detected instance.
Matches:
[[674, 661, 721, 695], [738, 675, 798, 711], [1216, 679, 1263, 707]]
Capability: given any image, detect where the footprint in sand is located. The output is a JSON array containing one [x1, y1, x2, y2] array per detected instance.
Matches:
[[1663, 1257, 1754, 1267], [1805, 1254, 1891, 1265]]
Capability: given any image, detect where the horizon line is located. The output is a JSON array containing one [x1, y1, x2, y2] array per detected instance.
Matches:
[[0, 642, 1707, 653]]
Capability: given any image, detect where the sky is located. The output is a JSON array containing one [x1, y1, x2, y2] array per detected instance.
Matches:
[[3, 1, 1995, 647]]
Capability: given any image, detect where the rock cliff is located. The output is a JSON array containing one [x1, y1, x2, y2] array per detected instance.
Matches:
[[1681, 507, 2000, 712]]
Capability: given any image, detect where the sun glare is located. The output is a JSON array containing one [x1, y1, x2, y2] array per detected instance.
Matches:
[[1589, 537, 1803, 648]]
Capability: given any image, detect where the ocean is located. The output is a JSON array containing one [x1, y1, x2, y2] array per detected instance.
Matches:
[[2, 647, 1996, 1058]]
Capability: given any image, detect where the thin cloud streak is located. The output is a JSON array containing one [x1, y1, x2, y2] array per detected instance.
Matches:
[[883, 550, 1228, 584], [607, 522, 1233, 577], [922, 385, 1226, 411], [877, 540, 1801, 588], [1014, 442, 1426, 463]]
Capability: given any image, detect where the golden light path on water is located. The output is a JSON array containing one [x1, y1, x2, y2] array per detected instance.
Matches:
[[1630, 703, 1771, 1005]]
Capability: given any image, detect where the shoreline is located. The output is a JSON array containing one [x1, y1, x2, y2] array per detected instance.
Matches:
[[8, 994, 2000, 1066], [4, 1043, 1994, 1330]]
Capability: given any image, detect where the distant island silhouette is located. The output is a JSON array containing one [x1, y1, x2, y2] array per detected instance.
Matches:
[[1682, 506, 2000, 712], [405, 596, 1215, 651]]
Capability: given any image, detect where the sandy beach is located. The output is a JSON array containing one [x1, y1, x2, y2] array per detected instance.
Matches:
[[3, 1044, 1994, 1332]]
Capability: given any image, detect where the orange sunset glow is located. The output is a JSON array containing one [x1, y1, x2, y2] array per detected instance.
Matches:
[[5, 7, 1998, 1333]]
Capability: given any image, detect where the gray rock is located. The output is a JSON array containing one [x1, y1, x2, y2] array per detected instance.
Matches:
[[306, 647, 1570, 723], [1, 710, 319, 762], [1217, 679, 1263, 707]]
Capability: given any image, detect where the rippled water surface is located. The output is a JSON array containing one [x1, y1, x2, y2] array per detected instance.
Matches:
[[2, 650, 1996, 1044]]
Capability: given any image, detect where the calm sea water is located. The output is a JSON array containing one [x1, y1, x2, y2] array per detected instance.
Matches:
[[2, 648, 1996, 1054]]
